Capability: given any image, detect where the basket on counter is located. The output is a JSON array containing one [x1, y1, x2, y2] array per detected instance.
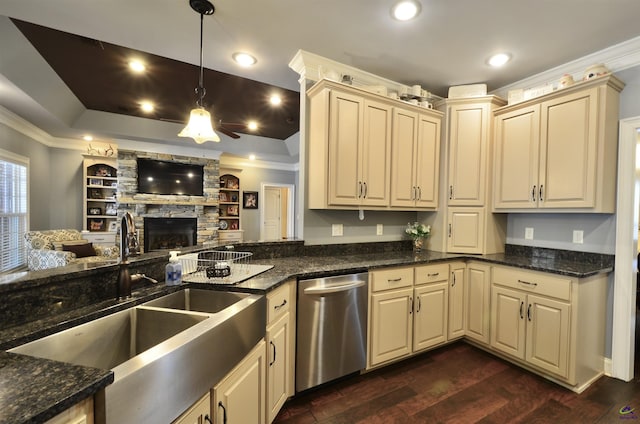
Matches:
[[179, 250, 253, 284]]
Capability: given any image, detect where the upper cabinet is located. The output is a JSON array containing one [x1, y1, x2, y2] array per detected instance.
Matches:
[[493, 75, 624, 212], [307, 79, 442, 210]]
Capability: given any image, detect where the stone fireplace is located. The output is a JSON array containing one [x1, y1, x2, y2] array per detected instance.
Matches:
[[117, 150, 220, 252], [144, 217, 198, 251]]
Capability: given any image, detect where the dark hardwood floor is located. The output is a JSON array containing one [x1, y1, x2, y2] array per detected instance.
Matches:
[[275, 319, 640, 423]]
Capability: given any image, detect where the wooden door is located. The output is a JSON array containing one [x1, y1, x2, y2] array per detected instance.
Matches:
[[369, 288, 413, 366], [327, 90, 362, 206], [448, 263, 465, 340], [447, 208, 484, 253], [361, 99, 392, 206], [539, 88, 598, 209], [491, 286, 526, 360], [263, 187, 281, 240], [493, 105, 540, 209], [525, 294, 570, 378], [390, 108, 418, 207], [267, 314, 291, 423], [465, 262, 491, 344], [413, 282, 448, 352], [448, 103, 487, 206], [414, 113, 440, 209]]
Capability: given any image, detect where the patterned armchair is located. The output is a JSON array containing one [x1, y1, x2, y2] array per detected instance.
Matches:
[[24, 229, 119, 271]]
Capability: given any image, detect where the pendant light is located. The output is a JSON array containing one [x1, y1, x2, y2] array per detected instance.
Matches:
[[178, 0, 220, 143]]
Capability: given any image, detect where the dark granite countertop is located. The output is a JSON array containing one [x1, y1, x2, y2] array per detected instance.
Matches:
[[0, 245, 613, 424]]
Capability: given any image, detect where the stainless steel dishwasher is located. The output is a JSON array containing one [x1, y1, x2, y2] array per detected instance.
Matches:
[[296, 272, 368, 392]]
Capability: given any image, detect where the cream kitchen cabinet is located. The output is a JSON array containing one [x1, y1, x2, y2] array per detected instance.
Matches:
[[265, 281, 295, 423], [490, 265, 607, 391], [446, 207, 485, 254], [172, 392, 210, 424], [213, 340, 266, 424], [465, 262, 491, 345], [45, 397, 93, 424], [414, 263, 449, 351], [493, 75, 624, 212], [307, 80, 392, 209], [448, 262, 465, 340], [390, 108, 441, 209]]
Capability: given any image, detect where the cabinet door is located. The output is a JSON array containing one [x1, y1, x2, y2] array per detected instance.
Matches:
[[369, 288, 413, 366], [172, 393, 210, 424], [390, 108, 419, 207], [447, 208, 484, 254], [266, 314, 291, 423], [214, 340, 266, 424], [525, 294, 570, 378], [491, 286, 526, 360], [539, 88, 598, 208], [448, 103, 488, 206], [361, 99, 392, 206], [465, 263, 491, 344], [328, 90, 363, 206], [413, 282, 448, 352], [414, 113, 440, 209], [493, 105, 540, 209], [448, 264, 465, 339]]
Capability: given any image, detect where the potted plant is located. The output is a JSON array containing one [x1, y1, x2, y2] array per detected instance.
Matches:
[[405, 222, 431, 251]]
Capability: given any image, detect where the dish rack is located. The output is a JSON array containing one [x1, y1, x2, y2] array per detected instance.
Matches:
[[180, 250, 253, 284]]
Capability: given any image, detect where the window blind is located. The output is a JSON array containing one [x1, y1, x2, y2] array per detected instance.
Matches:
[[0, 151, 28, 273]]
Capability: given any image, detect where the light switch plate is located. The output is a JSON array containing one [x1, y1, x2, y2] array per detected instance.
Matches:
[[332, 224, 343, 237], [525, 227, 534, 240], [376, 224, 383, 236], [573, 230, 584, 244]]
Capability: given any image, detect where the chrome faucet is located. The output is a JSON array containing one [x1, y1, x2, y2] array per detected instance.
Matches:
[[118, 211, 140, 300]]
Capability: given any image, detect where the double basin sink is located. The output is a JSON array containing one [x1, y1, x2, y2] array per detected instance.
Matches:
[[10, 288, 266, 424]]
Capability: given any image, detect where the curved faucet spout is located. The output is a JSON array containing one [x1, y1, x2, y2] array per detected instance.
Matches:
[[118, 211, 139, 300]]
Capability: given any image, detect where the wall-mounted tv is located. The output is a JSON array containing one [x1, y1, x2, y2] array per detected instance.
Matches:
[[137, 158, 204, 196]]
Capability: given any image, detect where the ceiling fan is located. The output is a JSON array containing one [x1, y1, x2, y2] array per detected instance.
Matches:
[[160, 117, 244, 139]]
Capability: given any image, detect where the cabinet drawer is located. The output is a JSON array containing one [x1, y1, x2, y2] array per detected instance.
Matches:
[[370, 267, 414, 292], [492, 266, 572, 301], [218, 230, 244, 242], [414, 263, 449, 285], [83, 231, 116, 245], [267, 283, 291, 324]]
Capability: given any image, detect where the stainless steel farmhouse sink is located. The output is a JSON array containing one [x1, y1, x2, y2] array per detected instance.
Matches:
[[10, 289, 266, 424]]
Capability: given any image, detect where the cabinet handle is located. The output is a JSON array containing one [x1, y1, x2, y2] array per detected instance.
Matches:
[[218, 401, 227, 424], [205, 414, 213, 424], [409, 296, 413, 314], [448, 223, 452, 238], [411, 186, 416, 200], [270, 340, 276, 366], [531, 185, 537, 202], [417, 186, 422, 201], [388, 277, 402, 283], [527, 304, 532, 321], [358, 181, 363, 198], [517, 279, 538, 287], [274, 299, 287, 310], [519, 301, 524, 319], [363, 182, 368, 198], [416, 296, 421, 313], [451, 272, 456, 287], [449, 185, 453, 200], [539, 185, 544, 202], [427, 272, 440, 277]]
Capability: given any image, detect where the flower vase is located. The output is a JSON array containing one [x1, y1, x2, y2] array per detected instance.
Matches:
[[413, 237, 424, 252]]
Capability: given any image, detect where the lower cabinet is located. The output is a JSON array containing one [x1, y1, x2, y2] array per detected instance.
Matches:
[[172, 393, 211, 424], [213, 340, 267, 424], [414, 264, 449, 351], [448, 262, 465, 340], [46, 397, 93, 424], [465, 262, 491, 344]]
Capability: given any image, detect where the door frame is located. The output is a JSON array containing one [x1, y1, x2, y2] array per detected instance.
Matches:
[[612, 116, 640, 381], [260, 182, 295, 240]]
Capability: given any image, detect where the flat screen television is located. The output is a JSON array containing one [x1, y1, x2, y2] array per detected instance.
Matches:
[[137, 158, 204, 196]]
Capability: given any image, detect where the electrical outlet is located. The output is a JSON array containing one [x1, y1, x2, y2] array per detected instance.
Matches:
[[573, 230, 584, 244], [376, 224, 384, 236], [332, 224, 343, 237], [525, 227, 534, 240]]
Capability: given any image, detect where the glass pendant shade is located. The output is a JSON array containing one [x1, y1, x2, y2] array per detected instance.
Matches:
[[178, 107, 220, 143]]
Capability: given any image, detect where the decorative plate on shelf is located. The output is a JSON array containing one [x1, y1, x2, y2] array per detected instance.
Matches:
[[219, 220, 228, 230]]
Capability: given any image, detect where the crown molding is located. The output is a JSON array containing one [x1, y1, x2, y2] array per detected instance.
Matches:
[[0, 105, 53, 146], [492, 35, 640, 98], [220, 154, 299, 172]]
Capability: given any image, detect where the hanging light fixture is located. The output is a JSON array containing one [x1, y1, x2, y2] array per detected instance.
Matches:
[[178, 0, 220, 143]]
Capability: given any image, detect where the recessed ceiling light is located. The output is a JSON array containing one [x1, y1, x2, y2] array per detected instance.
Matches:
[[83, 135, 93, 141], [128, 59, 146, 73], [487, 53, 512, 67], [249, 154, 256, 160], [140, 101, 154, 113], [232, 52, 257, 67], [391, 0, 421, 21], [269, 94, 282, 106], [247, 121, 259, 131]]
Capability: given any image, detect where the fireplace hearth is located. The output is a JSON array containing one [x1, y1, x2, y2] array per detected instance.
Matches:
[[144, 218, 198, 251]]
